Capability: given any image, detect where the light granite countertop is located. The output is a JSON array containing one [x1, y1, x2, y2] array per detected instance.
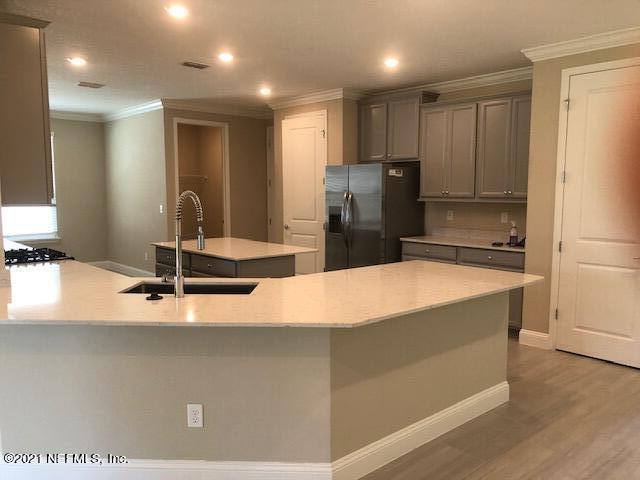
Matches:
[[0, 259, 541, 328], [401, 235, 526, 253], [152, 237, 317, 261]]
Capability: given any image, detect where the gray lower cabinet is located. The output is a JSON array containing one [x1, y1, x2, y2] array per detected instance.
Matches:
[[401, 241, 525, 329], [0, 14, 54, 205], [476, 96, 531, 199], [155, 247, 295, 278], [419, 103, 476, 198]]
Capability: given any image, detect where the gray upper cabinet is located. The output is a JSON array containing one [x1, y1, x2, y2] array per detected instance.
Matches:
[[476, 98, 512, 198], [0, 15, 53, 205], [387, 97, 420, 160], [419, 103, 476, 198], [510, 96, 531, 198], [476, 95, 531, 200], [359, 103, 387, 162], [360, 96, 420, 162]]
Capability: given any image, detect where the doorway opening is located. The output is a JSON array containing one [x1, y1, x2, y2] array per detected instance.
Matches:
[[174, 119, 231, 239]]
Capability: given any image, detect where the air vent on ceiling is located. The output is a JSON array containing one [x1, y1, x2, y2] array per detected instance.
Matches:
[[181, 61, 210, 70], [78, 81, 105, 89]]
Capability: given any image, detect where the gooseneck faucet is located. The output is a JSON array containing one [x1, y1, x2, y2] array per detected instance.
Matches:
[[175, 190, 205, 297]]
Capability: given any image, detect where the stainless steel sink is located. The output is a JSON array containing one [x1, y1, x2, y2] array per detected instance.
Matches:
[[121, 282, 257, 295]]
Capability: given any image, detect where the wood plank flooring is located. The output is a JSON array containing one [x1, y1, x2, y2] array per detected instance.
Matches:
[[363, 337, 640, 480]]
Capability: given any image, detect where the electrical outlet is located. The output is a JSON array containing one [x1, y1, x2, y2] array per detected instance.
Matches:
[[144, 252, 149, 262], [501, 212, 509, 224], [159, 204, 164, 214], [187, 404, 203, 428], [446, 210, 454, 221]]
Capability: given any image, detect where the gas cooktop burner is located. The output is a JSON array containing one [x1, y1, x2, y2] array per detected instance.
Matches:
[[4, 248, 75, 265]]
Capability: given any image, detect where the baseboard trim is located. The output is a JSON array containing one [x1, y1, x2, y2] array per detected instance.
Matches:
[[331, 381, 510, 480], [0, 459, 332, 480], [89, 261, 154, 278], [519, 329, 553, 350]]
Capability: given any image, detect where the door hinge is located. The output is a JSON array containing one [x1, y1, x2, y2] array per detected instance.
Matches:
[[322, 177, 325, 185], [321, 129, 326, 139], [268, 218, 272, 225], [555, 308, 559, 320], [558, 241, 563, 253], [563, 98, 570, 111], [268, 179, 272, 187], [561, 171, 566, 183]]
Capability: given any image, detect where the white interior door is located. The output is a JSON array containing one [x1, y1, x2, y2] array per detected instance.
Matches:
[[557, 64, 640, 367], [282, 111, 327, 274]]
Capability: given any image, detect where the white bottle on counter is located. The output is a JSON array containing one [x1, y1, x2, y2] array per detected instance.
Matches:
[[509, 221, 518, 246]]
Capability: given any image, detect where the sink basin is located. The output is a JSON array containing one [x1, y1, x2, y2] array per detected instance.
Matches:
[[121, 282, 257, 295]]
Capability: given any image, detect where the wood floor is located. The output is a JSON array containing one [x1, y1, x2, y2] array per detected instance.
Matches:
[[364, 336, 640, 480]]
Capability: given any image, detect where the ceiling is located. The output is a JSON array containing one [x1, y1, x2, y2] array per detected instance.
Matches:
[[3, 0, 640, 115]]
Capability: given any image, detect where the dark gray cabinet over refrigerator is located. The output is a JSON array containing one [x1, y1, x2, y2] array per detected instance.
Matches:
[[325, 162, 424, 271]]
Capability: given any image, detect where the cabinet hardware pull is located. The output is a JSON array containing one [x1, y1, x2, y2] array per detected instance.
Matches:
[[487, 256, 493, 260], [425, 249, 430, 254], [507, 190, 512, 195], [503, 191, 508, 195]]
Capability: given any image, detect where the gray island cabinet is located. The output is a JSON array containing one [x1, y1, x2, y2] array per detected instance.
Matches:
[[153, 237, 317, 278]]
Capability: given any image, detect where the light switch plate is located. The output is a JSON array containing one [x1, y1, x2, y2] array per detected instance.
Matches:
[[501, 212, 509, 224], [187, 404, 203, 428]]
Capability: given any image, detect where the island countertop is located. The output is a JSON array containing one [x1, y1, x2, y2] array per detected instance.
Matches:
[[0, 259, 542, 328], [152, 237, 317, 261]]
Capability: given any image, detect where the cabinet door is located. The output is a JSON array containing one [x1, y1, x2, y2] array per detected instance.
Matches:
[[447, 103, 477, 198], [419, 107, 447, 197], [359, 103, 387, 162], [476, 99, 512, 198], [510, 96, 531, 198], [0, 21, 53, 205], [387, 97, 419, 160]]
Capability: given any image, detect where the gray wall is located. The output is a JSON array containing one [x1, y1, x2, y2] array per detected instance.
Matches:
[[30, 118, 108, 262], [0, 326, 331, 462], [105, 109, 167, 271]]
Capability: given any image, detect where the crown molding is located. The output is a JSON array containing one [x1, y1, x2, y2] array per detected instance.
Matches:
[[50, 110, 104, 123], [104, 100, 163, 122], [368, 67, 533, 99], [522, 27, 640, 62], [268, 88, 364, 110], [161, 99, 272, 119]]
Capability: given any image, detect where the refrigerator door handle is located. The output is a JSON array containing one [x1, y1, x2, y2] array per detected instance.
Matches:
[[340, 191, 349, 247], [345, 191, 354, 248]]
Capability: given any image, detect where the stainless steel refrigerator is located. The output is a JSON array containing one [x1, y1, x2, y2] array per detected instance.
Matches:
[[325, 162, 424, 271]]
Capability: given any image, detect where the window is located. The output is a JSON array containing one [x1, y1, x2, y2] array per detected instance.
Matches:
[[0, 133, 59, 240], [1, 205, 58, 239]]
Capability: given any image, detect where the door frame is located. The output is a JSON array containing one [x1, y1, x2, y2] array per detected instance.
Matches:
[[548, 56, 640, 349], [281, 109, 327, 273], [173, 117, 231, 237]]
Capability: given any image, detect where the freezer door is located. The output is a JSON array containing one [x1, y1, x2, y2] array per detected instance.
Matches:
[[383, 162, 425, 262], [325, 165, 349, 271], [348, 164, 383, 268]]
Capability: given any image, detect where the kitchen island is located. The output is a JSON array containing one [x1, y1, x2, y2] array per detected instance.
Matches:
[[152, 236, 318, 278], [0, 259, 541, 480]]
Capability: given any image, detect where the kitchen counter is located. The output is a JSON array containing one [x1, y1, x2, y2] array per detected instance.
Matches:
[[152, 237, 317, 261], [0, 258, 542, 473], [401, 235, 525, 253], [0, 259, 541, 327]]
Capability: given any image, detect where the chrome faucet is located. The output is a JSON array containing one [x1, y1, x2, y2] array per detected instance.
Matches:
[[175, 190, 205, 297]]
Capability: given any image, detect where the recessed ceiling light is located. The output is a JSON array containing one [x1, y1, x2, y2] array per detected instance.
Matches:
[[384, 57, 399, 69], [259, 86, 271, 97], [165, 4, 188, 19], [218, 52, 234, 63], [67, 57, 87, 67]]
